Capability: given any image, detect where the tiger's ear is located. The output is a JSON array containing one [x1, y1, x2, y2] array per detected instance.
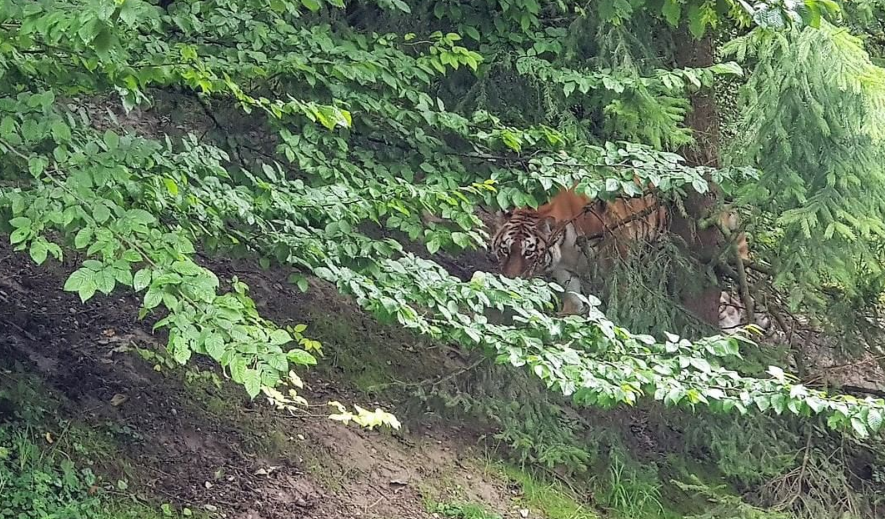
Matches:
[[539, 215, 557, 236], [494, 209, 512, 228]]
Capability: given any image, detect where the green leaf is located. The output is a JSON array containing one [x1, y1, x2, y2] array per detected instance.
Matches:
[[754, 395, 771, 412], [301, 0, 321, 11], [9, 216, 31, 229], [687, 4, 706, 38], [806, 396, 825, 414], [205, 334, 226, 361], [287, 349, 318, 366], [163, 177, 179, 196], [243, 368, 262, 399], [64, 269, 89, 292], [29, 240, 48, 265], [143, 289, 163, 309], [270, 329, 293, 346], [451, 232, 470, 248], [710, 62, 743, 76], [173, 337, 192, 364], [851, 417, 869, 438], [93, 204, 111, 224], [95, 269, 116, 295], [74, 228, 93, 249], [771, 394, 786, 415], [103, 130, 120, 150], [661, 0, 681, 26], [426, 237, 441, 254], [9, 227, 28, 245], [463, 25, 480, 41], [230, 355, 248, 383], [27, 156, 47, 177], [867, 408, 883, 432], [127, 209, 156, 225], [51, 120, 71, 141], [63, 268, 98, 303], [266, 352, 288, 372], [133, 269, 152, 291], [123, 250, 143, 263]]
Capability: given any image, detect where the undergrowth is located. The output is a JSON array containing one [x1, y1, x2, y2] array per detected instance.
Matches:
[[598, 455, 665, 517], [407, 362, 596, 474], [401, 350, 885, 519], [588, 236, 717, 338], [677, 413, 801, 487], [0, 365, 195, 519], [496, 463, 598, 519]]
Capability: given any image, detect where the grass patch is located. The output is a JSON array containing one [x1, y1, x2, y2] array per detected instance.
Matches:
[[597, 456, 665, 518], [498, 464, 598, 519]]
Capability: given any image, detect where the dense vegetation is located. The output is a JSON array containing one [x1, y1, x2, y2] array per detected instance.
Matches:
[[3, 0, 885, 517]]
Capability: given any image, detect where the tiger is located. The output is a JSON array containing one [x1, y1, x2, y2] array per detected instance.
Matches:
[[489, 184, 766, 334], [490, 187, 667, 315]]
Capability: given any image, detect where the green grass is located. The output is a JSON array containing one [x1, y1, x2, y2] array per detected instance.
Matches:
[[498, 464, 599, 519], [598, 457, 665, 518]]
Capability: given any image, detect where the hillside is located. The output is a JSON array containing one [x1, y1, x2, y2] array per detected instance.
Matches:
[[1, 237, 603, 519]]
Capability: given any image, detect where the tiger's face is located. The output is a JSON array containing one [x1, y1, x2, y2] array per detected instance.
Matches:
[[489, 210, 560, 278]]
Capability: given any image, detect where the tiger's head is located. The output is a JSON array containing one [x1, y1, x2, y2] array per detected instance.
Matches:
[[489, 209, 562, 278]]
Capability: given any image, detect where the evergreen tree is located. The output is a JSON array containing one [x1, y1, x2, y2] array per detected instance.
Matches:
[[725, 22, 885, 320]]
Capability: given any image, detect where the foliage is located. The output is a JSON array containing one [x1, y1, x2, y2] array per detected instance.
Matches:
[[675, 477, 791, 519], [757, 438, 880, 519], [326, 400, 403, 430], [408, 362, 596, 473], [678, 413, 801, 486], [0, 0, 883, 440], [725, 22, 885, 313], [586, 236, 715, 337]]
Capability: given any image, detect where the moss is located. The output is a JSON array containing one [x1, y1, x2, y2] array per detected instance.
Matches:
[[426, 500, 502, 519]]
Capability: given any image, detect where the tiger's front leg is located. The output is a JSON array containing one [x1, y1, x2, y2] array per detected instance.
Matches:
[[552, 267, 585, 316]]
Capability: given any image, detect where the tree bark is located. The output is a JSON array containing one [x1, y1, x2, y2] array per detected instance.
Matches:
[[670, 30, 729, 328]]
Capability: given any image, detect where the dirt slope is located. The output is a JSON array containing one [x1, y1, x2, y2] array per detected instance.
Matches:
[[0, 239, 541, 519]]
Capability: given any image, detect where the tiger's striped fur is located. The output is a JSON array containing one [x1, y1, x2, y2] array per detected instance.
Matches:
[[489, 185, 760, 333], [490, 188, 668, 315]]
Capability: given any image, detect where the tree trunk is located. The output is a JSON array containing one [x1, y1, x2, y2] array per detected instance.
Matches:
[[671, 30, 728, 328]]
